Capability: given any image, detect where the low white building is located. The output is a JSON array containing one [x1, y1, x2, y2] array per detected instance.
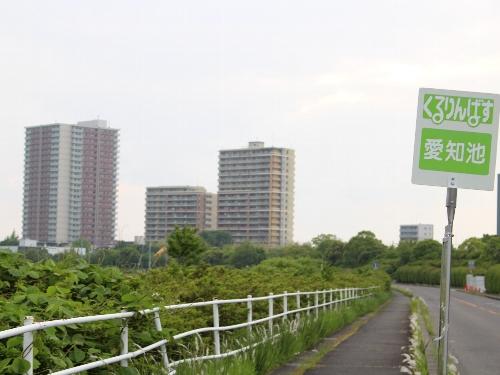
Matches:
[[400, 224, 433, 241]]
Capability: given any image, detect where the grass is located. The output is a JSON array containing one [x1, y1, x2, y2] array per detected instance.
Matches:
[[174, 292, 391, 375]]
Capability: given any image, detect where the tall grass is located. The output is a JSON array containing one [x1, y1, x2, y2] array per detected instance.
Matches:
[[174, 292, 390, 375]]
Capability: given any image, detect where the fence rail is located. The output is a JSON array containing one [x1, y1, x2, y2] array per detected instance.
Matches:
[[0, 286, 379, 375]]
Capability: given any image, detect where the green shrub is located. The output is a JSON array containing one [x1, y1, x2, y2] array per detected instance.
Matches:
[[485, 264, 500, 294], [450, 267, 468, 288]]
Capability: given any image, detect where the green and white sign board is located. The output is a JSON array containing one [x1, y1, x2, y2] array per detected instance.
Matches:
[[412, 88, 500, 190]]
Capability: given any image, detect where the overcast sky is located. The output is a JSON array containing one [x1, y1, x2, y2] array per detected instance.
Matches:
[[1, 0, 500, 245]]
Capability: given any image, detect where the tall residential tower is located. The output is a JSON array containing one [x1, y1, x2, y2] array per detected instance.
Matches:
[[217, 142, 295, 246], [23, 120, 119, 247]]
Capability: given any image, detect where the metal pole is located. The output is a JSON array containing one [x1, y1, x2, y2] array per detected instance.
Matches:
[[283, 291, 288, 322], [268, 293, 274, 335], [120, 310, 128, 367], [213, 300, 221, 355], [314, 292, 319, 318], [296, 291, 301, 321], [23, 316, 34, 375], [438, 187, 457, 375], [153, 311, 170, 369], [247, 295, 253, 335]]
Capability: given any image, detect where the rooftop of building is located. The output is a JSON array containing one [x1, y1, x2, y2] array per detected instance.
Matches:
[[219, 141, 294, 153], [146, 186, 207, 193], [26, 119, 117, 130]]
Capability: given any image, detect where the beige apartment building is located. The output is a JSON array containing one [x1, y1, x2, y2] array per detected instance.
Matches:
[[217, 142, 295, 247], [144, 186, 217, 242]]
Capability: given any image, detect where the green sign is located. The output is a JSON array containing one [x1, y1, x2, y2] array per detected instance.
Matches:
[[412, 88, 500, 190], [419, 128, 491, 175]]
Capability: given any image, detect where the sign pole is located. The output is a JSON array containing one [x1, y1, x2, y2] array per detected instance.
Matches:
[[437, 187, 457, 375]]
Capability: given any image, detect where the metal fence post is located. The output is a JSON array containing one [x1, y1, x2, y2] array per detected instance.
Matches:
[[247, 295, 253, 335], [283, 291, 288, 322], [329, 289, 333, 310], [306, 293, 311, 315], [120, 310, 128, 367], [314, 292, 319, 318], [268, 293, 274, 335], [323, 290, 327, 312], [296, 291, 301, 321], [153, 310, 170, 369], [213, 300, 221, 355], [23, 316, 34, 375]]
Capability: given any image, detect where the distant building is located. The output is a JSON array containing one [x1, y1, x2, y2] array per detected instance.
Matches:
[[134, 236, 145, 246], [400, 224, 434, 242], [144, 186, 216, 242], [19, 238, 38, 248], [204, 193, 218, 230], [217, 141, 295, 247], [22, 120, 119, 247]]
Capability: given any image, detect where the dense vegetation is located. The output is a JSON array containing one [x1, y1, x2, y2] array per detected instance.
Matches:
[[485, 265, 500, 293], [381, 236, 500, 293], [1, 225, 499, 373], [0, 242, 389, 375]]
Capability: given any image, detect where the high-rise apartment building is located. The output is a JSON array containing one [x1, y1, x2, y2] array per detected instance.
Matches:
[[217, 142, 295, 246], [399, 224, 434, 242], [23, 120, 118, 247], [144, 186, 217, 242]]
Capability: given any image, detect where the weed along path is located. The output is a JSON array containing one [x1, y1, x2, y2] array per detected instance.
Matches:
[[300, 293, 409, 375]]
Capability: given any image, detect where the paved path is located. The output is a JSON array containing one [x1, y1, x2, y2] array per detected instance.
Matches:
[[305, 293, 409, 375], [403, 285, 500, 375]]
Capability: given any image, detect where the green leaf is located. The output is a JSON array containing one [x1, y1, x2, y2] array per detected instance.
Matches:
[[0, 358, 12, 371], [117, 367, 140, 375], [11, 294, 26, 303], [51, 356, 67, 368], [27, 271, 40, 279], [10, 358, 31, 374], [121, 293, 137, 303], [69, 347, 85, 363], [46, 285, 57, 296], [72, 333, 85, 346], [6, 336, 23, 348]]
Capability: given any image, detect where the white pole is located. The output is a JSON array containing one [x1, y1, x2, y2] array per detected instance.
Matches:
[[23, 316, 34, 375], [296, 291, 301, 321], [314, 292, 319, 318], [247, 295, 253, 335], [283, 291, 288, 322], [120, 310, 128, 367], [306, 293, 310, 316], [268, 293, 274, 335], [213, 300, 221, 355], [153, 311, 170, 369]]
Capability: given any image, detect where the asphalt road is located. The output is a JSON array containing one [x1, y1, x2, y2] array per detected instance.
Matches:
[[402, 285, 500, 375]]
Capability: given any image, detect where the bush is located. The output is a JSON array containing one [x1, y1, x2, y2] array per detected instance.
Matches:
[[394, 265, 470, 288], [485, 265, 500, 294], [450, 267, 468, 288]]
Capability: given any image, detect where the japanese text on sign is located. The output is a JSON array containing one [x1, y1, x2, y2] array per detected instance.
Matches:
[[423, 94, 494, 127]]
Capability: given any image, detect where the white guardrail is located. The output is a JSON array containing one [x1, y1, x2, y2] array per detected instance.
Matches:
[[0, 286, 378, 375]]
